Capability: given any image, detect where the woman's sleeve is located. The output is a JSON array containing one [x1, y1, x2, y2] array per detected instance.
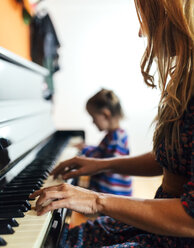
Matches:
[[181, 175, 194, 218]]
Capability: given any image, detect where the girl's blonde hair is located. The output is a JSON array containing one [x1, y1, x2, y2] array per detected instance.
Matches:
[[86, 89, 124, 118], [134, 0, 194, 159]]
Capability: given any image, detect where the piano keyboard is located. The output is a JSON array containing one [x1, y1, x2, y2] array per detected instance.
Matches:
[[0, 137, 81, 248]]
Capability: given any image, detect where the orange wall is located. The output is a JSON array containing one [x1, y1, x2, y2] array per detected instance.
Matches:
[[0, 0, 31, 60]]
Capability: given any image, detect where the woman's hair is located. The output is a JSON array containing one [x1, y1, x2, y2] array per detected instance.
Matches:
[[134, 0, 194, 159], [86, 89, 124, 118]]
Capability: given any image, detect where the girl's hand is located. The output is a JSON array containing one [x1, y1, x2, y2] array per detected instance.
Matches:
[[29, 183, 100, 216], [51, 156, 105, 180]]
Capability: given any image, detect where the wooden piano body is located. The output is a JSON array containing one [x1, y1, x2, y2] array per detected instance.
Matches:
[[0, 47, 84, 247]]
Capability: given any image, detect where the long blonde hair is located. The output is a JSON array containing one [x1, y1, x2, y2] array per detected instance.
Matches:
[[134, 0, 194, 158]]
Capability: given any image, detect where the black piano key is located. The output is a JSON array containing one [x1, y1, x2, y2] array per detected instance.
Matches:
[[0, 218, 19, 227], [16, 175, 47, 180], [0, 193, 35, 201], [0, 204, 28, 212], [20, 171, 49, 176], [21, 172, 47, 177], [0, 209, 24, 218], [0, 200, 31, 209], [0, 224, 14, 234], [25, 168, 51, 174], [0, 237, 6, 246], [11, 179, 44, 184], [0, 189, 34, 195], [16, 173, 46, 177], [7, 181, 43, 187], [4, 184, 40, 190], [45, 167, 53, 173]]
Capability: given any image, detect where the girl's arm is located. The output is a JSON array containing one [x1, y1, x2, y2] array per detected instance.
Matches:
[[30, 183, 194, 238], [51, 152, 163, 179]]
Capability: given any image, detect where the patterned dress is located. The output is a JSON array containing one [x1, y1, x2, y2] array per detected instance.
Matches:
[[62, 98, 194, 248], [81, 128, 132, 196]]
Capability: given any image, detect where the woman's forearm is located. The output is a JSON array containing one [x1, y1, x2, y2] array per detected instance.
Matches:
[[102, 152, 163, 176], [52, 152, 162, 180], [30, 182, 194, 238], [97, 194, 194, 237]]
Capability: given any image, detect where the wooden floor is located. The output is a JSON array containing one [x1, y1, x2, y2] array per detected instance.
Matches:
[[132, 175, 163, 199], [69, 175, 163, 228]]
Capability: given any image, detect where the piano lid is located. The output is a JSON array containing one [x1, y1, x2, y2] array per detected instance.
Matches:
[[0, 48, 55, 178], [0, 46, 48, 76]]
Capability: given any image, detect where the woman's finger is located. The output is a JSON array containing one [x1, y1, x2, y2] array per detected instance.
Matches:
[[51, 158, 78, 177], [29, 184, 64, 199], [29, 189, 43, 199], [62, 169, 84, 180], [51, 162, 68, 177], [37, 199, 68, 216], [35, 190, 66, 210]]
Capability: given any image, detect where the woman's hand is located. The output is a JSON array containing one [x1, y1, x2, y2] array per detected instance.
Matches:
[[51, 156, 106, 180], [29, 183, 101, 216]]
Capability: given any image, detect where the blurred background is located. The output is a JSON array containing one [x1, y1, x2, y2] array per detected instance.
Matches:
[[42, 0, 161, 156], [0, 0, 162, 198]]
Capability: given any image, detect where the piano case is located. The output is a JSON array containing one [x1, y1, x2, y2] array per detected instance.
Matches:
[[0, 47, 84, 248]]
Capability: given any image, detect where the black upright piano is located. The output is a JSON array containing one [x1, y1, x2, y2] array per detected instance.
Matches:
[[0, 47, 84, 248]]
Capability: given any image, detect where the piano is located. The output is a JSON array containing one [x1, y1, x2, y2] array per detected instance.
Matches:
[[0, 47, 84, 248]]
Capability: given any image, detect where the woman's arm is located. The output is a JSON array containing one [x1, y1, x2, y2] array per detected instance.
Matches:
[[97, 194, 194, 237], [51, 152, 163, 179], [109, 152, 162, 176], [30, 183, 194, 238]]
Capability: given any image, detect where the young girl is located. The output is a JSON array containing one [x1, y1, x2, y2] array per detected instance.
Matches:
[[80, 88, 132, 196], [31, 0, 194, 247]]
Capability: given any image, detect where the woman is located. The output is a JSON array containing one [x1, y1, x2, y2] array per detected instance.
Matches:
[[30, 0, 194, 247]]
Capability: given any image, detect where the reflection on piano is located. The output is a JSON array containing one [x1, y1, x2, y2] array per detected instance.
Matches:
[[0, 47, 84, 248]]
